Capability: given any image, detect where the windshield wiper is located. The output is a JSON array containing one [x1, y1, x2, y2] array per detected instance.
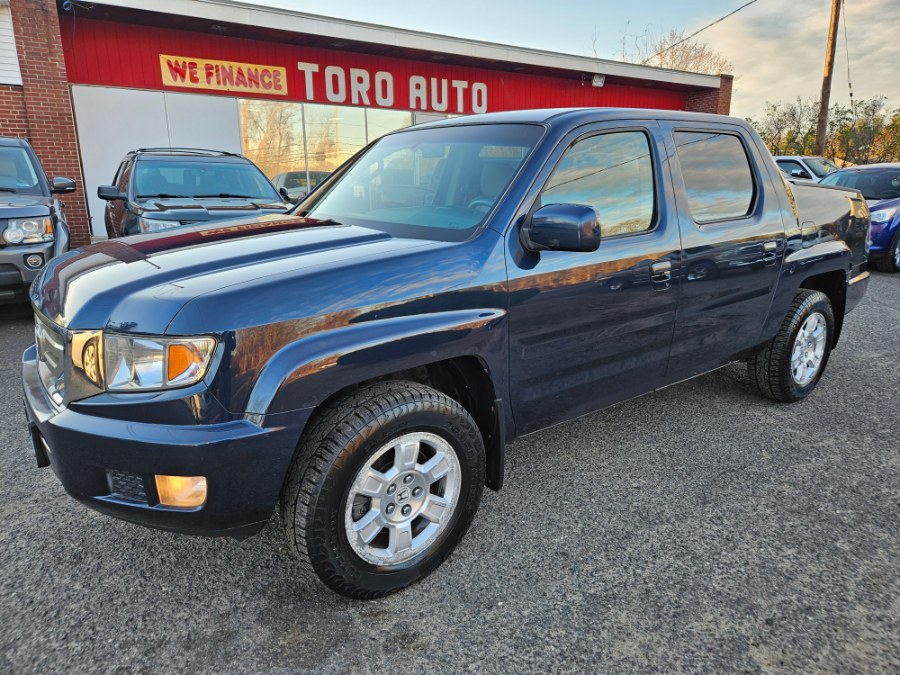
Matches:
[[193, 193, 256, 199], [0, 187, 17, 193], [137, 193, 189, 199]]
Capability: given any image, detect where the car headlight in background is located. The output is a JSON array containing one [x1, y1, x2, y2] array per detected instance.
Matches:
[[137, 217, 184, 233], [870, 207, 897, 224], [3, 217, 53, 244], [103, 335, 216, 391]]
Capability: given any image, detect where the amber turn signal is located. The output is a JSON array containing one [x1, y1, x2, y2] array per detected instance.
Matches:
[[155, 475, 207, 508]]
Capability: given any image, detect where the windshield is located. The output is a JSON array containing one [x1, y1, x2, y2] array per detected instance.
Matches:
[[0, 146, 45, 196], [820, 168, 900, 201], [134, 160, 280, 200], [300, 123, 544, 241], [804, 157, 839, 178]]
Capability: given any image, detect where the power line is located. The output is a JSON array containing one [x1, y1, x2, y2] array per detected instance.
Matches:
[[841, 0, 855, 119], [644, 0, 760, 64]]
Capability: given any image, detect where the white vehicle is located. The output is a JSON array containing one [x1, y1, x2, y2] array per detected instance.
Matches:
[[773, 155, 840, 183]]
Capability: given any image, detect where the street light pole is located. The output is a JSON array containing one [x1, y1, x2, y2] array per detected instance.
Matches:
[[815, 0, 841, 156]]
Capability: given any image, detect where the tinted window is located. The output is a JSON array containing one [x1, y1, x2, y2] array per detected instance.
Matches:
[[303, 123, 543, 241], [541, 131, 656, 237], [804, 157, 839, 178], [0, 146, 44, 196], [134, 160, 279, 200], [675, 131, 755, 222], [777, 160, 806, 176], [820, 168, 900, 201]]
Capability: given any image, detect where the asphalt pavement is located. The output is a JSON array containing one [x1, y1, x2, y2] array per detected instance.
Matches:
[[1, 274, 898, 673]]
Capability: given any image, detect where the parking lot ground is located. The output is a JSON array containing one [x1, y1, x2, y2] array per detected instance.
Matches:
[[1, 273, 898, 674]]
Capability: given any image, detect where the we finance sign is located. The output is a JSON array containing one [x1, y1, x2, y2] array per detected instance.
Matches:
[[159, 54, 488, 114]]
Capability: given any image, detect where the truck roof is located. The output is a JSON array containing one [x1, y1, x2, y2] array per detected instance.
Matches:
[[412, 107, 752, 130]]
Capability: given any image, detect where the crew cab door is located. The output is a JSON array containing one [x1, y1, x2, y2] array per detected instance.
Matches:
[[659, 122, 787, 382], [506, 121, 680, 433]]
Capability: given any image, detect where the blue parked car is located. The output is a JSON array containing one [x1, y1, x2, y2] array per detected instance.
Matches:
[[820, 163, 900, 272]]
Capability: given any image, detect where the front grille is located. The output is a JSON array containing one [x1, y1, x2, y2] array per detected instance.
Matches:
[[108, 470, 149, 504], [34, 314, 65, 405]]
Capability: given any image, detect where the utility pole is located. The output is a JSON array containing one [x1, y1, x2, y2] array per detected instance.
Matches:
[[815, 0, 841, 155]]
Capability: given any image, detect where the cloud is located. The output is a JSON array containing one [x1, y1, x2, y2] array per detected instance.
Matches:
[[702, 0, 900, 119]]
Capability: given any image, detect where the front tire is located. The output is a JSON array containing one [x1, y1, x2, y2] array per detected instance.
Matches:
[[280, 381, 485, 599], [875, 230, 900, 273], [747, 290, 835, 402]]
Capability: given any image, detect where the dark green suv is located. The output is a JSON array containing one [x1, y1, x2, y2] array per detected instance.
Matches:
[[0, 137, 76, 304], [97, 147, 291, 237]]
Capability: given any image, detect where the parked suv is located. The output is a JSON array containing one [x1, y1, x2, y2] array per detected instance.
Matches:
[[24, 109, 870, 598], [0, 137, 75, 304], [272, 170, 332, 202], [97, 148, 290, 237], [774, 155, 840, 183]]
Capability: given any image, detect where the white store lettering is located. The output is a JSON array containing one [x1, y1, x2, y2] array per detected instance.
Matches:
[[296, 62, 487, 113]]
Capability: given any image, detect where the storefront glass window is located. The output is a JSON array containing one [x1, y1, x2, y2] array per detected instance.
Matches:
[[239, 100, 417, 198]]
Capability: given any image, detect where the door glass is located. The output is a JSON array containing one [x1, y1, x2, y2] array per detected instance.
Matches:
[[541, 131, 656, 237], [675, 131, 755, 223]]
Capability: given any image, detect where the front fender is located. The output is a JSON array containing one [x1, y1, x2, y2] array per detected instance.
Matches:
[[246, 308, 508, 415]]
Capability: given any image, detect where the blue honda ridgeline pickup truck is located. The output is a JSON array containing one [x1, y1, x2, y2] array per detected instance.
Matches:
[[22, 109, 870, 598]]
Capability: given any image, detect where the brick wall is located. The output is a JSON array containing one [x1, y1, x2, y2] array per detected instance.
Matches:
[[7, 0, 89, 247], [684, 74, 734, 116], [0, 84, 29, 137]]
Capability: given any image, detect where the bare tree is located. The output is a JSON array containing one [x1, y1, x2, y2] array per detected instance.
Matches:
[[618, 28, 733, 75]]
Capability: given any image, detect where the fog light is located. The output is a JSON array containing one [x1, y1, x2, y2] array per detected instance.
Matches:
[[25, 254, 44, 269], [155, 475, 207, 508]]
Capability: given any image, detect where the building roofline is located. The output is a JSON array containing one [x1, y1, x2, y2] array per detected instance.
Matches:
[[91, 0, 722, 90]]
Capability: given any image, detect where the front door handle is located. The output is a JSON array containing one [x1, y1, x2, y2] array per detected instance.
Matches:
[[650, 260, 672, 289], [762, 240, 780, 266], [651, 260, 671, 278]]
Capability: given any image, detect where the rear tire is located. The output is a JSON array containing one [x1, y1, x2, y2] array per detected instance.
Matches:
[[874, 230, 900, 273], [280, 381, 485, 599], [747, 290, 834, 402]]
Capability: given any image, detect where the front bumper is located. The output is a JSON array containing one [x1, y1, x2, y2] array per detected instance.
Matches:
[[22, 344, 311, 538], [0, 240, 54, 303]]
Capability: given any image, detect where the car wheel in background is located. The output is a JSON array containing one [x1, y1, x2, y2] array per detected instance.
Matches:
[[875, 230, 900, 273]]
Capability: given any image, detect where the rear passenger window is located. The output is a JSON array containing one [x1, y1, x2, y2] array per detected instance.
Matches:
[[675, 131, 755, 223], [541, 131, 655, 237]]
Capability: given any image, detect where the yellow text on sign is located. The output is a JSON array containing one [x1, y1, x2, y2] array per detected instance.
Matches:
[[159, 54, 288, 96]]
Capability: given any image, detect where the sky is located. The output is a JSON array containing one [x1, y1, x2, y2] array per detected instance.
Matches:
[[241, 0, 900, 119]]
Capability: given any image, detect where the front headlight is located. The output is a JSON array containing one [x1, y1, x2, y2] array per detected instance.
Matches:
[[70, 331, 216, 393], [870, 207, 897, 224], [138, 217, 184, 233], [104, 334, 216, 391], [3, 217, 53, 244]]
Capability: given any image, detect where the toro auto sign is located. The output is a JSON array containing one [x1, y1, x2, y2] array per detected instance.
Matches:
[[61, 17, 689, 113], [160, 54, 488, 114]]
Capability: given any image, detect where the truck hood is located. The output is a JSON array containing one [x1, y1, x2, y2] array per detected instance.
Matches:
[[134, 197, 290, 223], [0, 193, 52, 219], [32, 214, 439, 333]]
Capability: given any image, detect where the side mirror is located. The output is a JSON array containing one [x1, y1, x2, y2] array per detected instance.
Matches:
[[279, 186, 291, 202], [791, 169, 812, 179], [521, 203, 600, 253], [97, 185, 126, 201], [51, 177, 76, 193]]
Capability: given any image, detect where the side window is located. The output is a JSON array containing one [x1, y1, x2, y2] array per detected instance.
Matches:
[[541, 131, 656, 237], [777, 160, 805, 176], [675, 131, 755, 223]]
